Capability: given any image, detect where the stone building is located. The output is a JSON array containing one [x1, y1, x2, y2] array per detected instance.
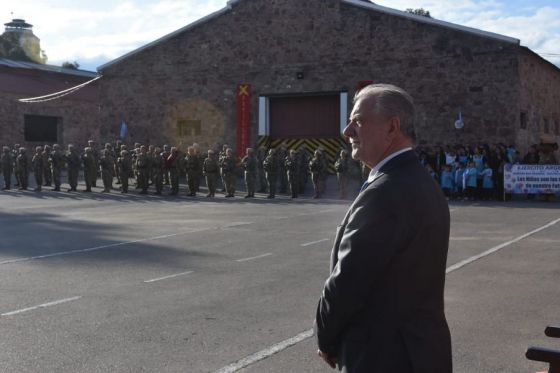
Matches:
[[96, 0, 560, 159], [0, 58, 99, 148]]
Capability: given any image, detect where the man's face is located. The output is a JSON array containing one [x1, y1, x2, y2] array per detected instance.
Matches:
[[343, 96, 391, 168]]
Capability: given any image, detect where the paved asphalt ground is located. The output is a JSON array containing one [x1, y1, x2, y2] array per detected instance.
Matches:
[[0, 179, 559, 373]]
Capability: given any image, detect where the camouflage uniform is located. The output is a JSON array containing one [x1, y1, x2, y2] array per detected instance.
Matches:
[[151, 149, 164, 195], [117, 150, 133, 193], [147, 145, 155, 186], [88, 141, 100, 187], [166, 148, 180, 195], [12, 144, 20, 187], [285, 150, 299, 198], [241, 148, 257, 198], [184, 148, 200, 196], [65, 145, 81, 192], [218, 145, 229, 192], [1, 146, 13, 190], [309, 151, 327, 198], [220, 150, 237, 197], [16, 148, 29, 190], [161, 145, 171, 185], [277, 146, 288, 193], [81, 148, 97, 192], [32, 147, 43, 191], [99, 150, 114, 193], [193, 143, 204, 192], [203, 151, 219, 197], [136, 146, 150, 194], [263, 149, 278, 198], [334, 150, 350, 199], [256, 147, 267, 193], [297, 147, 309, 194], [49, 145, 64, 191], [42, 145, 52, 186], [114, 141, 123, 184]]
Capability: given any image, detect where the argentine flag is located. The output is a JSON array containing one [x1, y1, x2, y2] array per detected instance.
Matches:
[[120, 120, 128, 139]]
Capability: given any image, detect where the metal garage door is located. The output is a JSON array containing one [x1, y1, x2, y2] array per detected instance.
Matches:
[[269, 94, 340, 139]]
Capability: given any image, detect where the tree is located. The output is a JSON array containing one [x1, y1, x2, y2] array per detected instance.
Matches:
[[62, 61, 80, 70], [405, 8, 432, 18]]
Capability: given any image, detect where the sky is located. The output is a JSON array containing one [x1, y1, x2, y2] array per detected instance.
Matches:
[[2, 0, 560, 71]]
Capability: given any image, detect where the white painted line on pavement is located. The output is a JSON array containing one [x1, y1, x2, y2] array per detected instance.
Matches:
[[212, 329, 314, 373], [224, 222, 255, 228], [235, 253, 273, 263], [0, 228, 212, 266], [144, 271, 194, 283], [301, 238, 329, 247], [446, 217, 560, 273], [1, 296, 82, 316]]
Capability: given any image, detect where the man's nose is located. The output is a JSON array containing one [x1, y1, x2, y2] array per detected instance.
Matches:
[[342, 122, 354, 138]]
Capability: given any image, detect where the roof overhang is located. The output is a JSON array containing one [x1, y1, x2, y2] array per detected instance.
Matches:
[[342, 0, 520, 45]]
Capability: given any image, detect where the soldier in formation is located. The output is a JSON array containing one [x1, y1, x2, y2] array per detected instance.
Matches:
[[277, 146, 288, 194], [32, 146, 44, 192], [81, 147, 97, 192], [136, 145, 150, 194], [184, 146, 200, 197], [161, 145, 171, 185], [66, 144, 80, 192], [309, 149, 327, 198], [220, 148, 237, 198], [49, 144, 64, 191], [256, 147, 267, 193], [285, 149, 299, 198], [152, 147, 164, 195], [334, 149, 350, 199], [298, 147, 309, 194], [241, 147, 257, 198], [167, 147, 180, 195], [1, 146, 13, 190], [263, 148, 278, 199], [99, 149, 114, 193], [203, 149, 218, 197], [16, 147, 29, 190], [117, 150, 132, 193], [42, 145, 52, 187]]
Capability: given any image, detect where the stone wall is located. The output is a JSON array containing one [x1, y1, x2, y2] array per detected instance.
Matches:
[[517, 49, 560, 151], [98, 0, 529, 152], [0, 89, 100, 149]]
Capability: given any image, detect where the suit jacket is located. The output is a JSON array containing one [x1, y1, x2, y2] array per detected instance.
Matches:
[[315, 150, 452, 373]]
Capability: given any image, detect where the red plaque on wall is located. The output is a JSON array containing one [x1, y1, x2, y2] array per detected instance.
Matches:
[[236, 84, 251, 158]]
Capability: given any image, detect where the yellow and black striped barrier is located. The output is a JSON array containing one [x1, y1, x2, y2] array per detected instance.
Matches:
[[257, 136, 349, 173]]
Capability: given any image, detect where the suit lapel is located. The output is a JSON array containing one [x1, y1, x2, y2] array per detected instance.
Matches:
[[330, 150, 417, 271]]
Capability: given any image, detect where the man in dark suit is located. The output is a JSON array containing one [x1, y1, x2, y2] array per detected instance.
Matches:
[[315, 84, 452, 372]]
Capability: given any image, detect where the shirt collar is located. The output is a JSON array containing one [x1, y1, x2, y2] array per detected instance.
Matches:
[[366, 147, 413, 183]]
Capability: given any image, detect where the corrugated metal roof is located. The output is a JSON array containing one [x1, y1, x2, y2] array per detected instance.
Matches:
[[0, 58, 98, 78]]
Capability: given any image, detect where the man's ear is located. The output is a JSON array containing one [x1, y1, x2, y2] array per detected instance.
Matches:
[[387, 117, 401, 138]]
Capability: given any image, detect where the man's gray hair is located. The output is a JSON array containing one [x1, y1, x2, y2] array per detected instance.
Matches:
[[354, 84, 416, 140]]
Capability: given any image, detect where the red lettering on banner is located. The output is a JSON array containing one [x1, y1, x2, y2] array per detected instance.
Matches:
[[236, 84, 251, 158]]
